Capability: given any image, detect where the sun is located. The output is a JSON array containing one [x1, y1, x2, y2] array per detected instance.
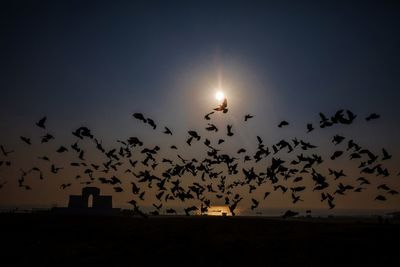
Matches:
[[215, 91, 225, 101]]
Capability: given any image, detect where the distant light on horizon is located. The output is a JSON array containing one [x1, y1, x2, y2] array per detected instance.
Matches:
[[206, 205, 232, 216]]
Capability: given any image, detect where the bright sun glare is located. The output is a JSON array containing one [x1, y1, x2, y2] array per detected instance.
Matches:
[[215, 91, 224, 101]]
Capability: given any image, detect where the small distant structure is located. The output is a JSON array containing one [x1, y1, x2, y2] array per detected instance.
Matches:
[[52, 187, 120, 215]]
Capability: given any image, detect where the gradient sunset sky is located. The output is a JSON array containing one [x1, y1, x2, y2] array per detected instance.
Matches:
[[1, 0, 399, 214]]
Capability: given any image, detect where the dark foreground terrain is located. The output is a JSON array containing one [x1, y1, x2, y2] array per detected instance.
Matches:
[[1, 214, 399, 266]]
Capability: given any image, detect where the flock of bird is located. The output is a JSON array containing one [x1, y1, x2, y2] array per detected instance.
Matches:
[[0, 97, 399, 218]]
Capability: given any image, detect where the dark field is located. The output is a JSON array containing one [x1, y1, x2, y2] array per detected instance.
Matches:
[[1, 214, 399, 266]]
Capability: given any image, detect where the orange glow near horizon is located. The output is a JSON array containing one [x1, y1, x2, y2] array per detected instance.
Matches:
[[206, 205, 232, 216]]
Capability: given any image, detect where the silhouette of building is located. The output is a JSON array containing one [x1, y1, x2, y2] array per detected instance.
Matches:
[[52, 187, 120, 215]]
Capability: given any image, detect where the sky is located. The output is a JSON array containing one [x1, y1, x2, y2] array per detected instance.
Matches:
[[0, 0, 399, 215]]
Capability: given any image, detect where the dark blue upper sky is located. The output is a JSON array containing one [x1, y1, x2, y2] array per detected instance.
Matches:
[[2, 1, 399, 145], [2, 1, 400, 120], [1, 0, 400, 210]]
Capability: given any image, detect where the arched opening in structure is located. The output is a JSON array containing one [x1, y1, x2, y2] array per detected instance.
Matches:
[[88, 194, 93, 208]]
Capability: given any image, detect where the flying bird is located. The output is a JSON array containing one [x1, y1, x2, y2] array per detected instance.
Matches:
[[132, 113, 147, 123], [204, 111, 214, 120], [278, 121, 289, 128], [41, 134, 54, 143], [250, 198, 259, 210], [306, 123, 314, 133], [214, 98, 228, 113], [147, 118, 157, 129], [188, 131, 201, 140], [163, 127, 172, 135], [227, 125, 234, 136], [244, 114, 254, 121], [0, 145, 14, 156], [56, 146, 68, 153], [20, 136, 31, 145], [60, 183, 71, 190], [382, 148, 392, 160], [375, 195, 387, 201], [206, 123, 218, 132], [330, 150, 344, 160], [366, 113, 380, 121], [36, 117, 47, 129], [237, 148, 246, 154]]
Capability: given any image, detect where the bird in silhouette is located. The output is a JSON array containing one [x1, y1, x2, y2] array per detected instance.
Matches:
[[293, 176, 303, 182], [114, 186, 123, 192], [204, 111, 214, 120], [36, 117, 47, 129], [291, 193, 303, 204], [41, 134, 54, 143], [237, 148, 246, 154], [332, 135, 345, 145], [188, 131, 201, 140], [72, 127, 93, 139], [0, 145, 14, 156], [227, 125, 234, 136], [38, 156, 50, 161], [388, 190, 399, 195], [306, 123, 314, 133], [328, 199, 335, 209], [291, 186, 306, 193], [20, 136, 31, 145], [382, 149, 392, 160], [330, 150, 343, 160], [127, 137, 143, 147], [60, 183, 71, 189], [229, 198, 243, 216], [244, 114, 254, 121], [274, 185, 288, 193], [147, 118, 157, 129], [51, 164, 63, 174], [278, 121, 289, 128], [214, 98, 228, 113], [206, 123, 218, 132], [0, 160, 10, 167], [329, 169, 346, 179], [366, 113, 380, 121], [331, 109, 356, 124], [375, 195, 386, 201], [166, 208, 177, 214], [163, 127, 172, 135], [186, 137, 193, 146], [132, 113, 147, 123], [319, 112, 333, 128], [350, 152, 361, 159], [356, 177, 370, 185], [56, 146, 68, 153], [347, 139, 361, 151], [250, 198, 259, 210], [184, 205, 198, 216], [377, 184, 390, 191]]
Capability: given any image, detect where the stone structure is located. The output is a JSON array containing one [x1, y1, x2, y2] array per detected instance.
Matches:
[[68, 187, 112, 209], [52, 187, 120, 215]]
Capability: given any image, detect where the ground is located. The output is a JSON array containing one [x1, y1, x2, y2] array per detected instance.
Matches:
[[1, 214, 399, 266]]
